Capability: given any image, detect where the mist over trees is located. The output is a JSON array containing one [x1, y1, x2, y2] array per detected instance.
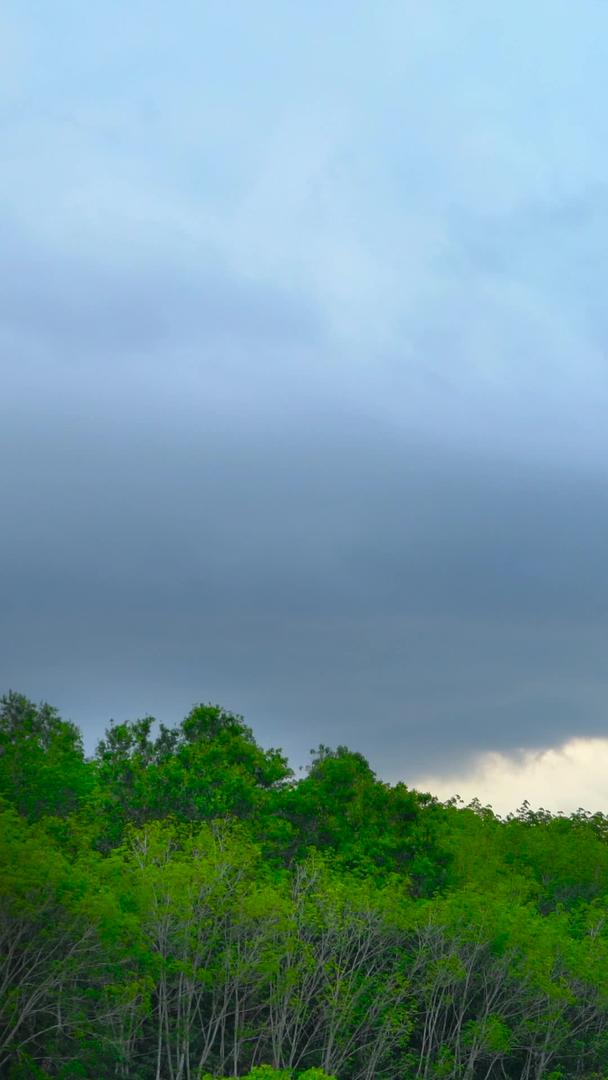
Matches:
[[3, 690, 608, 1079]]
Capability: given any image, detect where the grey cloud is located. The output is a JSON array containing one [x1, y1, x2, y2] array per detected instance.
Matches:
[[3, 386, 608, 776], [3, 195, 608, 779], [0, 220, 323, 359], [2, 601, 606, 777], [4, 0, 608, 788], [5, 416, 608, 619]]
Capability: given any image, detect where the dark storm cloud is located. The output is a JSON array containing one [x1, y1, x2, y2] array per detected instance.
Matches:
[[3, 357, 608, 775], [3, 206, 608, 776], [4, 0, 608, 787]]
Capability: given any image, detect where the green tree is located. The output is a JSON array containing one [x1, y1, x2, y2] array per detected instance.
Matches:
[[274, 745, 450, 892], [93, 703, 291, 846], [0, 691, 93, 819], [0, 805, 143, 1076]]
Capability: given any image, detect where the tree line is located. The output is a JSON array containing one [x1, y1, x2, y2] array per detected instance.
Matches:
[[2, 690, 608, 1078]]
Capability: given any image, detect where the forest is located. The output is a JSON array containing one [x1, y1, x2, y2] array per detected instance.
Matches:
[[2, 691, 608, 1079]]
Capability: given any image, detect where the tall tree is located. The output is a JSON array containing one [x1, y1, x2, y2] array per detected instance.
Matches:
[[0, 691, 92, 819]]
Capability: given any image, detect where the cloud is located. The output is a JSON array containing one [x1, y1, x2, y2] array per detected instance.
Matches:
[[411, 736, 608, 817], [3, 0, 608, 786]]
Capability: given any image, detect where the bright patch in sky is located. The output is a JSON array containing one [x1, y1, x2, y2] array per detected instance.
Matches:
[[412, 736, 608, 816]]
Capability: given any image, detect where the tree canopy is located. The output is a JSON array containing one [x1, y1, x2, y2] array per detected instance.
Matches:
[[3, 690, 608, 1078]]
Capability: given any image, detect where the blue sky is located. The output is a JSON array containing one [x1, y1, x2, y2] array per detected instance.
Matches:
[[3, 2, 608, 807]]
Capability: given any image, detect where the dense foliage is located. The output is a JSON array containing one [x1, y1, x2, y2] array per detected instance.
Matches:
[[3, 691, 608, 1078]]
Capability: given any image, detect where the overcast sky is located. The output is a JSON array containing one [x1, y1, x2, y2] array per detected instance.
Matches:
[[3, 2, 608, 810]]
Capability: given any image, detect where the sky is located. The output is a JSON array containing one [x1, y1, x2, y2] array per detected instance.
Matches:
[[2, 1, 608, 813]]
